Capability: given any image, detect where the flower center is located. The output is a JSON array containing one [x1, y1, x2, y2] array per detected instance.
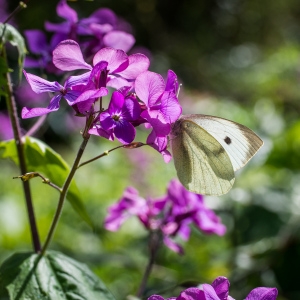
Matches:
[[112, 114, 120, 121]]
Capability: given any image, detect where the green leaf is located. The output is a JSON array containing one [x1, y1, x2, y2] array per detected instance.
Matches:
[[0, 23, 27, 80], [0, 136, 93, 228], [0, 251, 116, 300]]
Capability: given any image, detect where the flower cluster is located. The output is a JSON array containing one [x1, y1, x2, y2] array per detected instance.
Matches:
[[23, 37, 182, 160], [104, 179, 226, 254], [148, 276, 278, 300], [25, 0, 135, 72]]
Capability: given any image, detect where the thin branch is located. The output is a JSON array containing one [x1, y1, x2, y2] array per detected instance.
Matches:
[[13, 172, 62, 193], [2, 47, 41, 253], [77, 142, 145, 169], [40, 134, 90, 255], [25, 115, 47, 137], [136, 231, 162, 298]]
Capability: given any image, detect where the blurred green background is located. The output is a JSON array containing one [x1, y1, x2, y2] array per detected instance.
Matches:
[[1, 0, 300, 299]]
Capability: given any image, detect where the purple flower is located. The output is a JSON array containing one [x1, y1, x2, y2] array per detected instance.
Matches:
[[21, 70, 106, 118], [45, 1, 135, 53], [135, 70, 182, 161], [148, 276, 278, 300], [52, 40, 150, 90], [91, 91, 141, 144], [24, 30, 60, 73], [135, 70, 182, 137], [104, 179, 225, 253]]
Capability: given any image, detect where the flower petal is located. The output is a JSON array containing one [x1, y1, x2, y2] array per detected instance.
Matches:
[[73, 87, 108, 105], [118, 53, 150, 80], [165, 70, 179, 94], [135, 71, 165, 107], [103, 31, 135, 53], [114, 120, 136, 144], [246, 287, 278, 300], [160, 91, 182, 123], [108, 91, 124, 114], [53, 39, 92, 71], [93, 47, 129, 73], [23, 70, 62, 93], [21, 95, 61, 118], [211, 277, 230, 300], [177, 288, 206, 300], [24, 30, 48, 55], [121, 96, 141, 121], [57, 0, 78, 23], [203, 284, 222, 300]]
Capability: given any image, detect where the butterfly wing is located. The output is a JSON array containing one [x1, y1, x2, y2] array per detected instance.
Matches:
[[171, 118, 235, 196], [182, 114, 264, 171]]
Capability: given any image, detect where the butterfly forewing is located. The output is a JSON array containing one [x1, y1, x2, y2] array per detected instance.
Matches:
[[171, 119, 235, 196], [182, 114, 264, 171]]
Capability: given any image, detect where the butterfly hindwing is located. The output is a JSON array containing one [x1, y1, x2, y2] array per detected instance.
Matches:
[[171, 119, 235, 196]]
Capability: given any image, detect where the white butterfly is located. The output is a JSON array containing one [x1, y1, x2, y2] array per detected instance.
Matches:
[[170, 114, 263, 196]]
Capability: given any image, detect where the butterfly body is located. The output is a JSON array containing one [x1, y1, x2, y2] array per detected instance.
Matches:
[[171, 114, 263, 196]]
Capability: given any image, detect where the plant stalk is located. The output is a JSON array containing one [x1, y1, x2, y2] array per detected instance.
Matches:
[[137, 231, 162, 298], [2, 48, 41, 253], [40, 134, 90, 255]]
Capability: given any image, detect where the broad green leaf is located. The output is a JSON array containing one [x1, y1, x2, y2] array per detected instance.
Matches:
[[0, 23, 27, 80], [0, 251, 116, 300], [0, 136, 93, 228]]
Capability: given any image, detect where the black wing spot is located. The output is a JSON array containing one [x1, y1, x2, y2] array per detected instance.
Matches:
[[224, 136, 231, 145]]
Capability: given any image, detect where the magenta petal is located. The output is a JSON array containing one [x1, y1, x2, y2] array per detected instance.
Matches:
[[103, 31, 135, 53], [203, 284, 221, 300], [165, 70, 179, 94], [93, 47, 129, 73], [24, 30, 48, 55], [177, 288, 205, 300], [135, 71, 165, 107], [106, 77, 132, 90], [122, 97, 141, 121], [57, 0, 78, 23], [21, 95, 61, 118], [114, 120, 136, 144], [148, 296, 165, 300], [53, 40, 92, 71], [211, 277, 230, 300], [141, 110, 171, 137], [108, 91, 124, 114], [147, 130, 168, 152], [23, 70, 62, 93], [100, 112, 116, 130], [118, 53, 150, 80], [163, 236, 184, 254], [160, 91, 182, 123], [89, 23, 114, 35], [246, 287, 278, 300], [45, 21, 70, 34], [73, 88, 108, 104], [91, 8, 117, 26], [64, 72, 91, 88]]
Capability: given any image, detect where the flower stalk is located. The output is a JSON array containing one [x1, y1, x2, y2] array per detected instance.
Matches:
[[1, 46, 41, 253], [137, 231, 162, 298], [40, 132, 90, 255]]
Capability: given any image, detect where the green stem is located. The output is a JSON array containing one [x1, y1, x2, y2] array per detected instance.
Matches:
[[2, 47, 41, 253], [41, 134, 90, 255], [78, 142, 145, 169], [136, 231, 162, 298]]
